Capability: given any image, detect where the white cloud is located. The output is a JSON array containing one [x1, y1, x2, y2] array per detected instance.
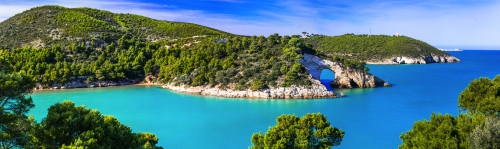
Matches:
[[0, 0, 499, 49], [329, 1, 500, 49], [202, 0, 245, 3]]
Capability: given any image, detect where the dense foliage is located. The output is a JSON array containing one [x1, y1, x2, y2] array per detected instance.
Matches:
[[0, 5, 231, 49], [30, 101, 162, 149], [1, 33, 316, 90], [458, 75, 500, 115], [0, 72, 35, 149], [0, 69, 161, 148], [400, 75, 500, 149], [153, 34, 314, 89], [399, 113, 485, 149], [469, 117, 500, 149], [0, 72, 35, 115], [1, 6, 449, 91], [114, 13, 229, 40], [0, 38, 154, 86], [250, 113, 344, 149], [307, 34, 450, 61], [0, 6, 324, 89]]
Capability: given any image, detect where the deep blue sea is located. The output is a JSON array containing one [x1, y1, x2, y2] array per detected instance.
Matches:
[[29, 50, 500, 148]]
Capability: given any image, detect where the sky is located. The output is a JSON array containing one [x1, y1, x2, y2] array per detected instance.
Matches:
[[0, 0, 499, 49]]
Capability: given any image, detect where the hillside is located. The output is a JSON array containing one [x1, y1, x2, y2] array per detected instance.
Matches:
[[307, 34, 456, 63], [0, 5, 232, 49], [7, 6, 472, 98], [1, 6, 332, 94]]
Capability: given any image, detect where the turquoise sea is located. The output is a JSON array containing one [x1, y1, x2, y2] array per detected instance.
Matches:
[[29, 50, 500, 148]]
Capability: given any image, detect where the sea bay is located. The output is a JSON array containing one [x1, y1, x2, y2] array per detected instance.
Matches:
[[29, 50, 500, 148]]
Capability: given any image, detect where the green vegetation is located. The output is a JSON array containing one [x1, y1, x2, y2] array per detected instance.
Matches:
[[0, 5, 465, 148], [0, 6, 333, 90], [250, 113, 344, 149], [145, 34, 314, 88], [458, 76, 500, 115], [0, 72, 35, 148], [1, 40, 150, 85], [0, 5, 231, 49], [1, 6, 449, 91], [469, 116, 500, 149], [0, 70, 162, 148], [399, 113, 485, 149], [1, 33, 316, 90], [55, 10, 117, 36], [400, 75, 500, 149], [115, 14, 231, 40], [331, 56, 369, 72], [308, 33, 450, 61], [32, 101, 161, 149]]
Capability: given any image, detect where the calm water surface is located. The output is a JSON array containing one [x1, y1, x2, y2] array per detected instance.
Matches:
[[30, 50, 500, 148]]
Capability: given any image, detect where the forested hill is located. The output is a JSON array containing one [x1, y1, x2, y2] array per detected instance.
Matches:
[[0, 6, 445, 91], [307, 34, 450, 62], [0, 6, 327, 91], [0, 5, 232, 49]]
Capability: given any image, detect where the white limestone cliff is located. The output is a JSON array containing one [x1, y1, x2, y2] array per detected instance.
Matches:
[[162, 76, 337, 99], [160, 53, 389, 98], [300, 53, 386, 88], [366, 54, 460, 64]]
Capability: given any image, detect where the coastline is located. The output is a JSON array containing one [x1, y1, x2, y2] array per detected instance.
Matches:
[[32, 82, 161, 92], [32, 81, 339, 99], [161, 83, 338, 99], [366, 55, 460, 64], [29, 53, 396, 98], [133, 83, 162, 86]]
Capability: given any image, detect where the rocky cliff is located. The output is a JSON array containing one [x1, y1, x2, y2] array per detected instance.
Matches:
[[366, 54, 460, 64], [34, 54, 389, 98], [161, 76, 337, 99], [300, 53, 386, 88]]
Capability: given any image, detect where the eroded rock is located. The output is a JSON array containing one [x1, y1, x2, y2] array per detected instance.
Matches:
[[300, 53, 386, 88], [366, 54, 460, 64], [162, 76, 338, 99]]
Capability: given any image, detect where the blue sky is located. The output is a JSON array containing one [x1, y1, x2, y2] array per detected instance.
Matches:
[[1, 0, 499, 49]]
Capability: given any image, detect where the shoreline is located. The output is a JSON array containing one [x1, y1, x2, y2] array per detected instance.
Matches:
[[161, 81, 338, 99], [365, 55, 460, 64], [32, 82, 340, 99], [132, 83, 162, 86], [32, 82, 161, 92]]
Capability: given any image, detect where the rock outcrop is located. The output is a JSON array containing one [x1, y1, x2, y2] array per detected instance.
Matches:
[[366, 54, 460, 64], [300, 53, 386, 88], [162, 77, 337, 99]]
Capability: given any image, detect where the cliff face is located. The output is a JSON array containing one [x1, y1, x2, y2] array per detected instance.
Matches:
[[162, 77, 337, 99], [300, 53, 386, 88], [366, 54, 460, 64]]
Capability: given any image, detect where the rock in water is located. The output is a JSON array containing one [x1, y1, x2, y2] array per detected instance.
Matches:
[[366, 54, 460, 64], [300, 53, 386, 88]]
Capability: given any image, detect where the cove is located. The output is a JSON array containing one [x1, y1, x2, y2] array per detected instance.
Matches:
[[30, 50, 500, 148]]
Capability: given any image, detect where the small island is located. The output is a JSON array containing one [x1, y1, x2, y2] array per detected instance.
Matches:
[[0, 6, 460, 99]]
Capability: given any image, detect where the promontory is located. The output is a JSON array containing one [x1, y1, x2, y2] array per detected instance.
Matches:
[[0, 6, 459, 98]]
